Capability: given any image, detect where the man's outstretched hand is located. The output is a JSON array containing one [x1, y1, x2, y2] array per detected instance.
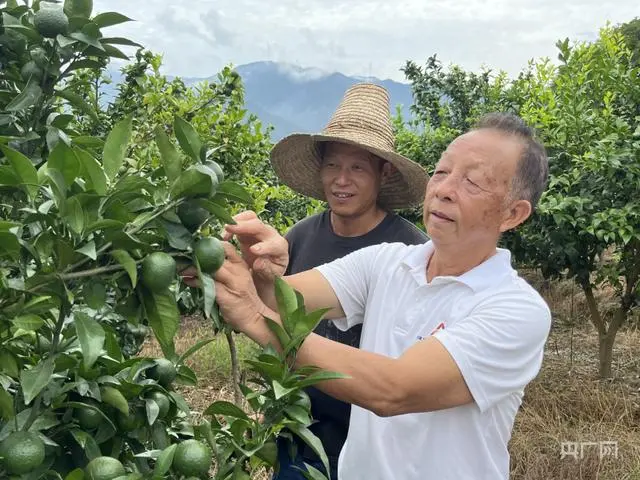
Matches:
[[222, 211, 289, 283], [208, 241, 269, 337]]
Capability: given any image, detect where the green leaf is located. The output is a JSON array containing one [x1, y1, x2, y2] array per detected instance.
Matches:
[[3, 24, 42, 42], [70, 428, 102, 460], [173, 116, 202, 162], [75, 311, 105, 370], [76, 240, 97, 260], [145, 397, 160, 425], [0, 232, 21, 260], [169, 165, 216, 199], [73, 136, 104, 149], [103, 116, 133, 181], [75, 148, 107, 195], [275, 277, 299, 326], [293, 371, 349, 389], [153, 444, 177, 477], [64, 468, 85, 480], [47, 141, 80, 186], [264, 317, 290, 350], [0, 144, 39, 200], [11, 314, 44, 331], [21, 357, 55, 405], [244, 357, 285, 382], [284, 405, 312, 426], [288, 424, 330, 478], [154, 126, 181, 183], [200, 271, 216, 319], [0, 350, 20, 378], [175, 364, 197, 387], [299, 462, 329, 480], [45, 168, 67, 207], [103, 327, 124, 362], [272, 380, 296, 400], [292, 308, 330, 340], [203, 400, 250, 421], [100, 37, 143, 47], [64, 59, 105, 73], [64, 197, 84, 234], [101, 43, 129, 60], [85, 219, 125, 234], [5, 76, 42, 111], [70, 31, 104, 50], [100, 386, 129, 415], [195, 199, 235, 225], [0, 387, 14, 421], [111, 250, 137, 287], [177, 338, 215, 364], [215, 181, 254, 205], [92, 12, 134, 28], [55, 89, 99, 123], [141, 288, 179, 358]]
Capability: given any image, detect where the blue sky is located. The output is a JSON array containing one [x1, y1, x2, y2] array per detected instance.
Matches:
[[94, 0, 637, 82]]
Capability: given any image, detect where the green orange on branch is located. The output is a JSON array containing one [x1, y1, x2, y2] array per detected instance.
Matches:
[[194, 236, 225, 274], [64, 0, 93, 18], [0, 431, 46, 475], [178, 200, 211, 232], [147, 358, 177, 387], [85, 456, 126, 480], [75, 403, 103, 430], [172, 439, 213, 478], [141, 252, 177, 293], [33, 4, 69, 38]]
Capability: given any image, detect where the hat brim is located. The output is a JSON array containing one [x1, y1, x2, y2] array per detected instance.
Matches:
[[270, 132, 429, 210]]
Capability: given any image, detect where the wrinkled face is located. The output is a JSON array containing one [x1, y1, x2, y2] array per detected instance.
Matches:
[[423, 129, 529, 248], [319, 142, 388, 218]]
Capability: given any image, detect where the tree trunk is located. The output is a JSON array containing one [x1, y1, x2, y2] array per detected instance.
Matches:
[[225, 329, 242, 406], [598, 330, 616, 378]]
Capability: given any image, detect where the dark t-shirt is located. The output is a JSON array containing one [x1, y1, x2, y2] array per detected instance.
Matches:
[[283, 209, 428, 462]]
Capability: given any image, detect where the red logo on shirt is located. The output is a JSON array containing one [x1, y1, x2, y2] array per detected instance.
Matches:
[[430, 322, 446, 336]]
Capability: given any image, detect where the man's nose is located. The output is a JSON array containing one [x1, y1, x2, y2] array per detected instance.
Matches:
[[334, 168, 352, 185], [434, 175, 457, 202]]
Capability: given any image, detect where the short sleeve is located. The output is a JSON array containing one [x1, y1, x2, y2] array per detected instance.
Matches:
[[432, 288, 552, 412], [314, 244, 385, 331]]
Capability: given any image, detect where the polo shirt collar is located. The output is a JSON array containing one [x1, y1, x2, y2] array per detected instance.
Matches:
[[400, 240, 514, 292]]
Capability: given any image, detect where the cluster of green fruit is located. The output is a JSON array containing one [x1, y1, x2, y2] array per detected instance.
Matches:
[[0, 357, 213, 479]]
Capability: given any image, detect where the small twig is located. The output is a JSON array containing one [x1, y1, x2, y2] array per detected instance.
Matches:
[[225, 329, 242, 406]]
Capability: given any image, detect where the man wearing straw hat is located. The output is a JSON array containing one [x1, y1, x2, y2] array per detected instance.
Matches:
[[184, 110, 552, 479], [268, 83, 428, 478]]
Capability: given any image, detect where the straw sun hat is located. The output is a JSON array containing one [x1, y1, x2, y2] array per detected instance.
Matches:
[[269, 83, 429, 210]]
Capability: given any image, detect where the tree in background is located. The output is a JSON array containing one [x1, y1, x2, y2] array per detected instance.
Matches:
[[396, 26, 639, 379]]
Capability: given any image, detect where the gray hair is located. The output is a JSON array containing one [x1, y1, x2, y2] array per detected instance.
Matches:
[[474, 112, 549, 209]]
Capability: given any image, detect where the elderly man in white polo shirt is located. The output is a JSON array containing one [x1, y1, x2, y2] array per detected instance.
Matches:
[[191, 112, 552, 479]]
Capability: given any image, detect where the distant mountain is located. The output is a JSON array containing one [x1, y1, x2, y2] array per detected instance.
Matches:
[[232, 61, 415, 140], [102, 61, 416, 141]]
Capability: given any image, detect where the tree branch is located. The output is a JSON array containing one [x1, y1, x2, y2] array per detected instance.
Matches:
[[580, 279, 607, 336]]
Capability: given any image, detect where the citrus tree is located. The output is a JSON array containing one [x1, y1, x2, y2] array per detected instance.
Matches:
[[507, 27, 640, 378], [0, 1, 338, 479]]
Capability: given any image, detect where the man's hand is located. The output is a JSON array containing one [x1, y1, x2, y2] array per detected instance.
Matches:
[[210, 241, 271, 337], [222, 211, 289, 283]]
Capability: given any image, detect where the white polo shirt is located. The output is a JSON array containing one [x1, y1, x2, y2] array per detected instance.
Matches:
[[315, 241, 551, 480]]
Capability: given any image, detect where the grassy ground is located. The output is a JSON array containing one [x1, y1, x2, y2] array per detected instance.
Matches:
[[140, 276, 640, 480]]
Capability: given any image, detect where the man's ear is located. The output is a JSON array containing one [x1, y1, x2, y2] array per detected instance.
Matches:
[[500, 199, 532, 232], [381, 161, 395, 182]]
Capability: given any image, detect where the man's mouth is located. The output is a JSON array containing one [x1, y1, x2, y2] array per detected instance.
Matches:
[[333, 192, 355, 199], [431, 210, 454, 221]]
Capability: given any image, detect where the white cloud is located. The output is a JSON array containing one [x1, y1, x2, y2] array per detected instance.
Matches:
[[92, 0, 638, 81]]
